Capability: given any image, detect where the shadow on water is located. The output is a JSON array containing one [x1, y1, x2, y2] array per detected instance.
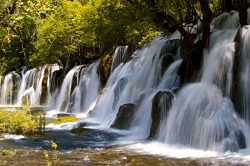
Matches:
[[0, 126, 123, 151]]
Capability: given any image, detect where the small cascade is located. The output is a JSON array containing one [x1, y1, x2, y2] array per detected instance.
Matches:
[[90, 37, 181, 130], [50, 61, 101, 113], [234, 26, 250, 125], [158, 83, 246, 152], [201, 29, 238, 96], [17, 65, 60, 106], [51, 66, 80, 112], [72, 61, 101, 113], [111, 46, 135, 72], [0, 72, 21, 105], [0, 65, 59, 106], [17, 69, 36, 105]]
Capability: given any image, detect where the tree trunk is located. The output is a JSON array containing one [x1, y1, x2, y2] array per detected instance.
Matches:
[[221, 0, 234, 12], [235, 0, 248, 26], [199, 0, 212, 48]]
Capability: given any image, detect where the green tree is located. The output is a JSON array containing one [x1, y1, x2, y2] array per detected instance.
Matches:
[[0, 0, 56, 74]]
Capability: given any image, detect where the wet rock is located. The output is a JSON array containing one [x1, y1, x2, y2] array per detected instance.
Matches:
[[98, 53, 112, 86], [12, 72, 21, 103], [50, 68, 64, 93], [40, 67, 50, 105], [232, 27, 244, 116], [165, 39, 180, 55], [57, 113, 75, 117], [149, 91, 174, 140], [178, 40, 203, 84], [237, 130, 246, 149], [122, 45, 136, 63], [222, 129, 246, 152], [70, 127, 86, 134], [111, 103, 136, 130], [161, 53, 174, 75]]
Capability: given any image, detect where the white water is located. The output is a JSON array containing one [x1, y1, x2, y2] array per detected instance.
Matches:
[[49, 61, 100, 113], [90, 37, 180, 127], [72, 62, 101, 113], [237, 26, 250, 125], [0, 65, 59, 106], [157, 11, 249, 152]]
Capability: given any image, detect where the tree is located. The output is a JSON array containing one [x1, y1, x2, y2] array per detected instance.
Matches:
[[0, 0, 56, 74], [235, 0, 249, 26]]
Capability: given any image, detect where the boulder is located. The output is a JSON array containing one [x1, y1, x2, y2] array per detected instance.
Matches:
[[149, 91, 174, 140], [111, 103, 136, 130], [98, 53, 112, 86]]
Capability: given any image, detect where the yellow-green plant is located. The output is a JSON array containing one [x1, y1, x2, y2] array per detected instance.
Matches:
[[0, 109, 41, 135], [54, 116, 78, 125]]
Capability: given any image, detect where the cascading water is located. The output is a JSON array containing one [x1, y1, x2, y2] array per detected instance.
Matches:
[[90, 37, 181, 128], [0, 65, 59, 106], [0, 72, 21, 105], [158, 83, 246, 152], [233, 26, 250, 125], [72, 62, 101, 113], [49, 61, 101, 113], [157, 11, 249, 152]]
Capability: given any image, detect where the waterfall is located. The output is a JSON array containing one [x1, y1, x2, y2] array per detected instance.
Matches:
[[50, 61, 101, 113], [157, 11, 249, 152], [0, 65, 59, 106], [158, 83, 246, 152], [0, 72, 21, 105], [51, 66, 80, 112], [72, 62, 101, 113], [201, 29, 237, 96], [90, 37, 181, 132], [111, 46, 134, 72], [234, 26, 250, 125]]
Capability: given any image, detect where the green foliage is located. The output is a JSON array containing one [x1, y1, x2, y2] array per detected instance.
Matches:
[[0, 0, 57, 74], [0, 109, 40, 135], [31, 0, 160, 67], [0, 0, 224, 73], [31, 0, 86, 66]]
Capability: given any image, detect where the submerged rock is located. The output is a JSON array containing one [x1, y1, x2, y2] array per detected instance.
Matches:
[[149, 91, 174, 140], [111, 103, 136, 130]]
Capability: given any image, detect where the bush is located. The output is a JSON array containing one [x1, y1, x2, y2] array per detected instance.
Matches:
[[0, 109, 41, 135]]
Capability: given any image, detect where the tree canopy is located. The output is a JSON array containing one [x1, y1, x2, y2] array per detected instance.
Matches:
[[0, 0, 249, 74]]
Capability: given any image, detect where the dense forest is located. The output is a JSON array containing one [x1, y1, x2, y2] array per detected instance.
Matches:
[[0, 0, 249, 76]]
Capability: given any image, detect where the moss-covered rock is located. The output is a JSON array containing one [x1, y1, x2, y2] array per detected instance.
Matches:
[[54, 115, 78, 125], [12, 72, 21, 104], [98, 53, 112, 86], [40, 67, 50, 105]]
